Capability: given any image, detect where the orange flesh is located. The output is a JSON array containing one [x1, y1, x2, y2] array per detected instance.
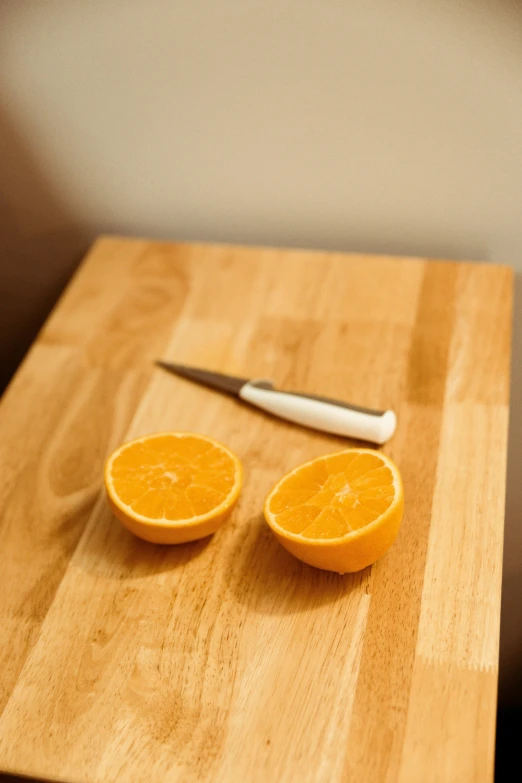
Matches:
[[268, 451, 395, 539], [109, 434, 237, 521]]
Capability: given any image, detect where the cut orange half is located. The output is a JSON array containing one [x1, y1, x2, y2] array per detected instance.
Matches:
[[104, 432, 243, 544], [264, 448, 403, 573]]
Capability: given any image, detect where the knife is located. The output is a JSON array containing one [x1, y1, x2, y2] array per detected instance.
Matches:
[[156, 361, 397, 445]]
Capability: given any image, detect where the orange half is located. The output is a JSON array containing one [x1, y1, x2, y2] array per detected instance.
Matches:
[[104, 432, 243, 543], [264, 448, 404, 573]]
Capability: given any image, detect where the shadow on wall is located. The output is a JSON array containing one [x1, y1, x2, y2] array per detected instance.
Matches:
[[0, 103, 90, 392]]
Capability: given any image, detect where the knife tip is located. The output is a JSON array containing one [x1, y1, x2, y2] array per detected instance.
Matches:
[[156, 359, 173, 371]]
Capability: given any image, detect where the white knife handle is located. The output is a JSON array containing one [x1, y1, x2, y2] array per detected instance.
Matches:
[[239, 381, 396, 444]]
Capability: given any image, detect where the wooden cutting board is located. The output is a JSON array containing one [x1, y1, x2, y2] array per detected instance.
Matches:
[[0, 238, 512, 783]]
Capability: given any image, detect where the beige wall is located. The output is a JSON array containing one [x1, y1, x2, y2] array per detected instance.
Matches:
[[1, 0, 521, 699]]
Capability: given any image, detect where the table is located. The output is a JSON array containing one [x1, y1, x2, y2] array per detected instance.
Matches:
[[0, 238, 512, 782]]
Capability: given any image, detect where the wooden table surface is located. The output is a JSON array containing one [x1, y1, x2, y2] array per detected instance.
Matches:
[[0, 238, 512, 783]]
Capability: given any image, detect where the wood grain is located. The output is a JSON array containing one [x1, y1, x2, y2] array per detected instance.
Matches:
[[0, 238, 512, 782]]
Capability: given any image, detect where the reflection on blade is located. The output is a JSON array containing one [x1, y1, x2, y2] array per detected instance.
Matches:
[[156, 361, 248, 396]]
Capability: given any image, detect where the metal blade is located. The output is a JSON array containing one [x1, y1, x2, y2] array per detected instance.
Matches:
[[156, 360, 248, 396]]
